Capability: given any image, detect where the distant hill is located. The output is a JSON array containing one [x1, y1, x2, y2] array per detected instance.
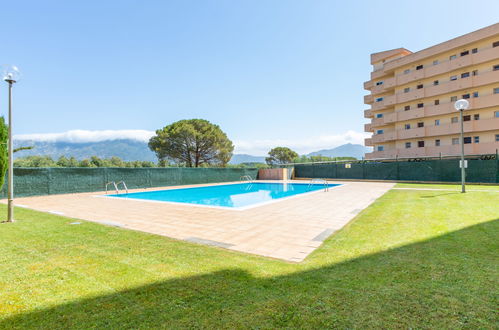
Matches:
[[228, 154, 266, 164], [13, 140, 371, 163], [13, 139, 157, 162], [307, 143, 371, 159]]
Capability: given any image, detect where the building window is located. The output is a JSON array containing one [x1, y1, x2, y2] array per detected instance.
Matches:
[[493, 65, 499, 71], [461, 72, 470, 78], [472, 91, 479, 98], [377, 146, 384, 151], [433, 80, 439, 86], [417, 122, 424, 128], [376, 97, 384, 102], [376, 113, 383, 118], [474, 136, 479, 144], [463, 137, 472, 144], [452, 138, 459, 145], [493, 41, 499, 48], [404, 87, 410, 93], [463, 115, 471, 121], [495, 111, 499, 118], [376, 129, 384, 135], [434, 99, 440, 105], [460, 50, 469, 56], [404, 105, 411, 111], [450, 75, 457, 81], [404, 69, 410, 74], [494, 88, 499, 94], [462, 93, 470, 99], [451, 117, 458, 124], [435, 119, 440, 126], [417, 103, 424, 108], [404, 124, 411, 130], [405, 142, 411, 149], [435, 139, 441, 146], [450, 55, 457, 60], [417, 84, 423, 89], [433, 60, 439, 65], [472, 48, 478, 54], [473, 114, 480, 120], [472, 70, 478, 76], [450, 96, 458, 102], [418, 141, 425, 148], [496, 134, 499, 142], [416, 65, 423, 70], [376, 81, 384, 85]]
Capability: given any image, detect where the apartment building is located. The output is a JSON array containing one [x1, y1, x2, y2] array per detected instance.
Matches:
[[364, 23, 499, 159]]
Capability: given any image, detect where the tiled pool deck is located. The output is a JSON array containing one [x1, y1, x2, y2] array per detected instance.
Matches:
[[9, 180, 394, 262]]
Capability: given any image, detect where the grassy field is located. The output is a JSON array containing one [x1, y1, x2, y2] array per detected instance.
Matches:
[[0, 186, 497, 328], [395, 183, 499, 191]]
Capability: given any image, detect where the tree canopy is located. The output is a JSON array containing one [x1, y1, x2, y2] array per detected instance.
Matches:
[[148, 119, 234, 167], [265, 147, 299, 165]]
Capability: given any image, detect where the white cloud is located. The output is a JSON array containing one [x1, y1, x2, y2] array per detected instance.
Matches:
[[14, 129, 155, 143], [14, 129, 370, 155], [234, 130, 370, 155]]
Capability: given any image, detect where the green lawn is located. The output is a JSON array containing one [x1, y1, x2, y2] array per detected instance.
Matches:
[[395, 183, 499, 191], [0, 186, 497, 328]]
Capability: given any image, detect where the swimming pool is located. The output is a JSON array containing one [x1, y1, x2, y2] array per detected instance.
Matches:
[[107, 182, 340, 209]]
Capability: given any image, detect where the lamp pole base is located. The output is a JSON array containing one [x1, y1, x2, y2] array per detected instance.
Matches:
[[7, 199, 14, 222]]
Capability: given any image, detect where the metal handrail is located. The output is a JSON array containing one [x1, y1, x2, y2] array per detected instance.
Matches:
[[116, 181, 129, 194], [240, 175, 253, 183], [105, 181, 119, 194], [308, 178, 329, 192]]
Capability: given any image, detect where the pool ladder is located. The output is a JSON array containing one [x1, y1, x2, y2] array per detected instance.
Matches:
[[308, 178, 329, 192], [105, 181, 129, 195], [240, 175, 253, 183]]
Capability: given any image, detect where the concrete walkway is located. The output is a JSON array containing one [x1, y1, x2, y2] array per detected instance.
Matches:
[[10, 181, 394, 262]]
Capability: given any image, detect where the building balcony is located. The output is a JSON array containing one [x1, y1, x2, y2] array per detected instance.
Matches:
[[396, 69, 425, 86], [388, 46, 499, 85], [397, 127, 426, 139], [365, 138, 373, 147], [364, 123, 373, 132], [371, 94, 396, 110], [364, 109, 373, 118], [372, 131, 396, 143], [364, 94, 373, 104], [368, 77, 396, 95], [366, 141, 499, 160], [396, 89, 425, 104], [425, 117, 499, 137], [371, 117, 385, 127]]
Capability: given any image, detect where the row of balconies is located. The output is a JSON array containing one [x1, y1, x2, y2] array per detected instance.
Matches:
[[364, 69, 499, 110], [366, 44, 499, 85], [365, 117, 499, 144], [364, 93, 499, 124], [365, 141, 499, 159]]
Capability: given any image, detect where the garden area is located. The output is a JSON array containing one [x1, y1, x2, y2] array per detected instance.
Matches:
[[0, 184, 497, 328]]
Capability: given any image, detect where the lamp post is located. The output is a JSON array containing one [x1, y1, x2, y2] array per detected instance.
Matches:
[[454, 99, 470, 193], [1, 65, 21, 222]]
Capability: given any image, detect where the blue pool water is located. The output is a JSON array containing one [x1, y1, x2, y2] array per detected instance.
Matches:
[[108, 182, 339, 209]]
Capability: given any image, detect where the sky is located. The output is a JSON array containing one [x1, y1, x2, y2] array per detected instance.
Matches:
[[2, 0, 499, 155]]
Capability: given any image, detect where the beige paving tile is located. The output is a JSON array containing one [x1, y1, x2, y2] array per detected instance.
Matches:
[[6, 180, 393, 262]]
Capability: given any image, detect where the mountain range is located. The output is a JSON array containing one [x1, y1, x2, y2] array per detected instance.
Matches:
[[13, 140, 371, 164]]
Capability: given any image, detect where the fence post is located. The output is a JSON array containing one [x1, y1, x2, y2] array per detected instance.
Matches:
[[496, 149, 499, 184], [396, 155, 399, 181], [47, 168, 51, 195]]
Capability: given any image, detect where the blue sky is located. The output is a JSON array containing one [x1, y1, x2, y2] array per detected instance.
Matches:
[[3, 0, 499, 154]]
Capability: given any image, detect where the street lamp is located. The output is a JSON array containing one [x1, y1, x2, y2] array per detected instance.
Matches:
[[454, 98, 469, 193], [1, 65, 21, 222]]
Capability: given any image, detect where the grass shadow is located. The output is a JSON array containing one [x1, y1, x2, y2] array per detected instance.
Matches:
[[1, 219, 497, 329]]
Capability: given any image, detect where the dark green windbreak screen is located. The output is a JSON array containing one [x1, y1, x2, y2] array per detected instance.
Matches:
[[293, 158, 499, 183], [0, 167, 259, 198]]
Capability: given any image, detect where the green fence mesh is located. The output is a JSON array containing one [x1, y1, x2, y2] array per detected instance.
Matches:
[[0, 167, 259, 198], [293, 157, 499, 183]]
